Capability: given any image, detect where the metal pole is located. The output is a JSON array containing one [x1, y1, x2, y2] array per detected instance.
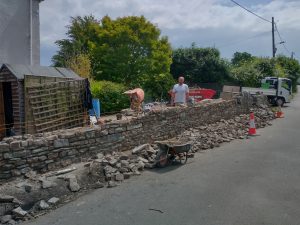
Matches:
[[29, 0, 33, 65], [272, 17, 276, 58]]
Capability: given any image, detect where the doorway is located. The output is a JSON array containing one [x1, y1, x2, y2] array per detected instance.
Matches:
[[2, 82, 14, 137]]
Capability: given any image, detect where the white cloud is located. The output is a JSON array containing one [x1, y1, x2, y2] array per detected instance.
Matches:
[[40, 0, 300, 65]]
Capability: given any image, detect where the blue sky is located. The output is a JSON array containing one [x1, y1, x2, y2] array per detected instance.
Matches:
[[40, 0, 300, 65]]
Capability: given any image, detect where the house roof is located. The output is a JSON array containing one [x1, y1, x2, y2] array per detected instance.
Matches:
[[0, 64, 82, 80]]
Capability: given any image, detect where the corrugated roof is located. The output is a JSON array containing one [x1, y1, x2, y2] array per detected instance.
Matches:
[[0, 63, 82, 80]]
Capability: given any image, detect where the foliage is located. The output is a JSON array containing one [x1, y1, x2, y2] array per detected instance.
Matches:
[[230, 62, 264, 87], [275, 55, 300, 92], [143, 73, 175, 100], [52, 15, 173, 98], [253, 57, 276, 77], [171, 44, 230, 85], [52, 16, 100, 67], [92, 16, 172, 87], [65, 54, 92, 78], [231, 52, 254, 66], [229, 52, 300, 92], [90, 81, 130, 113]]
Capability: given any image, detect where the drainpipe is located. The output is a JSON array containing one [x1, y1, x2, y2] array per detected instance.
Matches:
[[29, 0, 33, 65]]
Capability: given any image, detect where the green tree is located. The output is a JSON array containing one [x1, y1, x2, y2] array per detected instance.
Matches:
[[171, 45, 230, 85], [231, 52, 253, 66], [52, 15, 173, 99], [92, 16, 172, 87], [52, 15, 100, 67], [230, 62, 264, 87], [276, 55, 300, 92], [65, 53, 92, 79], [253, 57, 275, 77]]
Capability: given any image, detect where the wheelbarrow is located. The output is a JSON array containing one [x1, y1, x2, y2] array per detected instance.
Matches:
[[155, 140, 193, 167]]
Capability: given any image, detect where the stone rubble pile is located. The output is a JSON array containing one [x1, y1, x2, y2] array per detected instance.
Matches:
[[85, 144, 159, 188], [178, 105, 275, 151], [0, 194, 60, 224]]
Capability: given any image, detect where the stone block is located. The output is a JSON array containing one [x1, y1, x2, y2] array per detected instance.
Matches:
[[48, 197, 60, 205], [33, 139, 47, 147], [3, 153, 12, 159], [100, 130, 109, 136], [10, 141, 21, 150], [12, 207, 27, 217], [54, 139, 69, 148], [12, 150, 28, 158], [86, 131, 95, 139], [21, 141, 28, 148], [46, 135, 58, 141], [127, 123, 143, 131], [68, 177, 80, 192], [0, 143, 9, 153], [48, 152, 59, 160], [115, 127, 126, 133], [31, 147, 49, 154]]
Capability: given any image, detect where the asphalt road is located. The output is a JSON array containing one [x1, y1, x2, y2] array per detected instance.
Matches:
[[25, 93, 300, 225]]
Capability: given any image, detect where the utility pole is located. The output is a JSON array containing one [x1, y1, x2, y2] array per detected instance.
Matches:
[[291, 52, 295, 59], [272, 17, 276, 58]]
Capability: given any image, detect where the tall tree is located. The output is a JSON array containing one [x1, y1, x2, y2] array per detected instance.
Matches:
[[52, 15, 173, 96], [92, 16, 172, 88], [52, 15, 100, 67], [276, 55, 300, 92], [171, 44, 230, 84], [231, 52, 253, 66], [65, 54, 92, 79]]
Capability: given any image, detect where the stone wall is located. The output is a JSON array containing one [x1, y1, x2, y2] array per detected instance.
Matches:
[[0, 99, 250, 180]]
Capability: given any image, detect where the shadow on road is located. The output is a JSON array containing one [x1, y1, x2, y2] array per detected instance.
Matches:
[[148, 160, 194, 174]]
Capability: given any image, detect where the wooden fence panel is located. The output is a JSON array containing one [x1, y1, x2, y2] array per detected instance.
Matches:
[[25, 78, 86, 133]]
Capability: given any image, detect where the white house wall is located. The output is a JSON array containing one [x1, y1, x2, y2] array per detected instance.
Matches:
[[0, 0, 41, 65]]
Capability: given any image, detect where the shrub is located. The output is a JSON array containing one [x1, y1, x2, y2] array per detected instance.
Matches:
[[90, 81, 130, 113]]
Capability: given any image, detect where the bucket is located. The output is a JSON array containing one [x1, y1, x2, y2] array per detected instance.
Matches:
[[89, 99, 101, 118]]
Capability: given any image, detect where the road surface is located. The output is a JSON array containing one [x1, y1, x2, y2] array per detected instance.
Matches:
[[25, 93, 300, 225]]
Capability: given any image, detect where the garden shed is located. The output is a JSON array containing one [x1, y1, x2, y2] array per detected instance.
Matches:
[[0, 64, 87, 139]]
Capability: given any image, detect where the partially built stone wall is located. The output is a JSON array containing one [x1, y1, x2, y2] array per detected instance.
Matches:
[[0, 99, 250, 180]]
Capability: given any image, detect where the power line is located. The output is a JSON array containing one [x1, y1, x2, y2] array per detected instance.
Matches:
[[274, 23, 291, 54], [230, 0, 272, 23], [230, 0, 294, 57]]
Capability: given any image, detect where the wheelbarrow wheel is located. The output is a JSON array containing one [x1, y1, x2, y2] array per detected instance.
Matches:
[[156, 151, 168, 168], [179, 152, 188, 164]]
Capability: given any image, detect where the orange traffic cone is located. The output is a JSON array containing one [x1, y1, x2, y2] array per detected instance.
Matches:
[[248, 112, 257, 136], [275, 106, 284, 118]]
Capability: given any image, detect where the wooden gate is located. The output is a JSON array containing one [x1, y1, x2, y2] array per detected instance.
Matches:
[[25, 77, 87, 134], [0, 84, 5, 139]]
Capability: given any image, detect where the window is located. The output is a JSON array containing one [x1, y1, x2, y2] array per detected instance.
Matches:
[[281, 79, 291, 91]]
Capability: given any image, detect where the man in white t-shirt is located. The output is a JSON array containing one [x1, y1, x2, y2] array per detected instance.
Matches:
[[172, 76, 189, 106]]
